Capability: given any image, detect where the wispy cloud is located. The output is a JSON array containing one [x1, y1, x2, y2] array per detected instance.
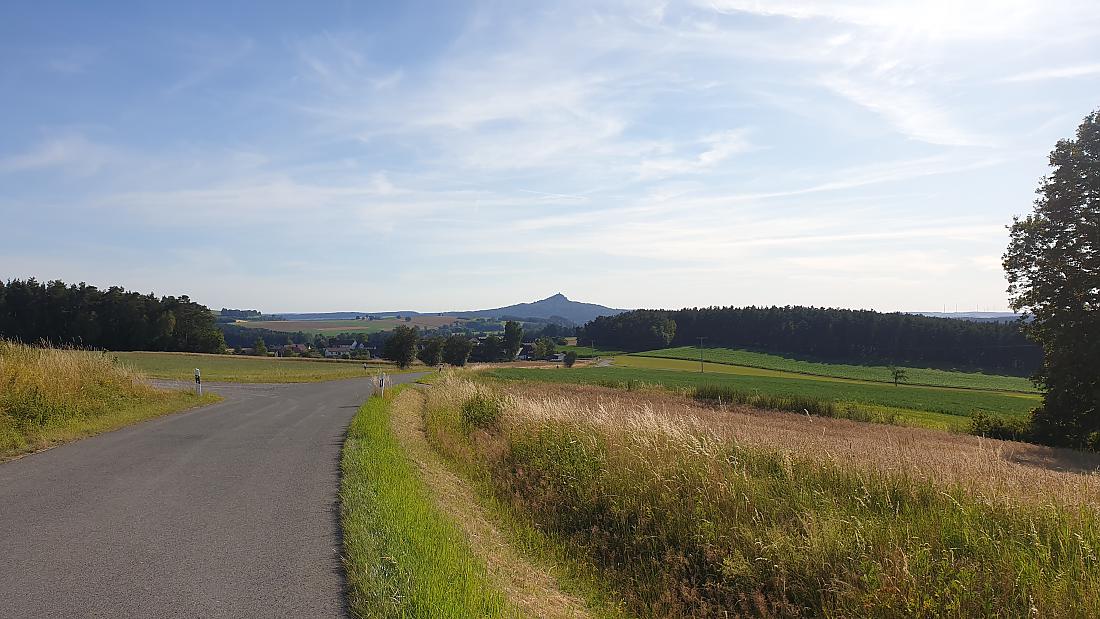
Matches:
[[1000, 63, 1100, 83]]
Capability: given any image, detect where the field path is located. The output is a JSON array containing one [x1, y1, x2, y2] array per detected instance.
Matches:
[[0, 374, 423, 619], [390, 389, 592, 618]]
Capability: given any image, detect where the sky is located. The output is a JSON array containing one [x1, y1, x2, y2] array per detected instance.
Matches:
[[2, 1, 1099, 313]]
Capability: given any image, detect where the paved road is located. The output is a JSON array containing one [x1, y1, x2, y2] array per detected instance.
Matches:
[[0, 373, 424, 619]]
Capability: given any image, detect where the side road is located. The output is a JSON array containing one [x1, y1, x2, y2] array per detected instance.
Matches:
[[0, 374, 423, 619]]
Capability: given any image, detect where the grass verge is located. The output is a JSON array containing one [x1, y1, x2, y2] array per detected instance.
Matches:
[[1, 341, 219, 460], [339, 386, 512, 618]]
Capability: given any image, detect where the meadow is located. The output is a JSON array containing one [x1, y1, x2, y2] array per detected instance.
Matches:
[[112, 351, 400, 383], [238, 315, 458, 335], [558, 345, 627, 358], [0, 341, 217, 459], [486, 365, 1039, 429], [632, 346, 1036, 392], [421, 376, 1100, 618]]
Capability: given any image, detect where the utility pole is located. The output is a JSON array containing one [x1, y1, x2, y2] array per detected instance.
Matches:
[[697, 336, 706, 373]]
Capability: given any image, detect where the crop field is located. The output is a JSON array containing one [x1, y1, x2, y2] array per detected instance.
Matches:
[[557, 344, 626, 358], [236, 315, 459, 334], [113, 352, 399, 383], [632, 346, 1036, 392], [486, 365, 1039, 428], [420, 376, 1100, 617]]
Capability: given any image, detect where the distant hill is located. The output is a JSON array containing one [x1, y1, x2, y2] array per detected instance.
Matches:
[[261, 293, 627, 325], [914, 312, 1025, 323], [449, 293, 627, 325]]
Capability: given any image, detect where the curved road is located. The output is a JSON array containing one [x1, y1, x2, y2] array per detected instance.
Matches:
[[0, 373, 424, 618]]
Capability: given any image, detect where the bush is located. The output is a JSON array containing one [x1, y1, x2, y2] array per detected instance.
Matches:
[[969, 411, 1033, 442], [563, 351, 578, 368], [461, 394, 503, 430]]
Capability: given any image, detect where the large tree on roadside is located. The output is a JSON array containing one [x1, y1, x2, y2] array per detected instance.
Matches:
[[382, 325, 419, 369], [1004, 109, 1100, 449], [503, 320, 523, 360]]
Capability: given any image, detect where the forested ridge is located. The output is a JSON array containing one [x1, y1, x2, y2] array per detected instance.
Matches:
[[0, 278, 225, 353], [581, 305, 1040, 375]]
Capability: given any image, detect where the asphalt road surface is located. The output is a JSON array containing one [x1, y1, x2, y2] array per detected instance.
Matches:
[[0, 373, 425, 618]]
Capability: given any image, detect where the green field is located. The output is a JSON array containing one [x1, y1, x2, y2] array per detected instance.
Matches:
[[486, 365, 1038, 429], [632, 346, 1036, 392], [113, 352, 400, 383], [558, 344, 626, 358]]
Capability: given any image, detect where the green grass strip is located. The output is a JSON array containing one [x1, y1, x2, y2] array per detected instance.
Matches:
[[340, 386, 513, 618]]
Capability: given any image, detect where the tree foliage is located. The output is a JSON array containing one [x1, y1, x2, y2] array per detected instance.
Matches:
[[503, 320, 523, 360], [1004, 109, 1100, 448], [581, 306, 1037, 374], [253, 337, 268, 356], [0, 278, 225, 353], [382, 325, 419, 369], [443, 335, 474, 367], [533, 337, 558, 360], [418, 336, 444, 367], [471, 335, 506, 362]]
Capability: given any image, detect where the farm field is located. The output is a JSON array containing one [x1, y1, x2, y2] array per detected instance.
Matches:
[[418, 375, 1100, 617], [236, 315, 459, 334], [558, 344, 626, 358], [486, 365, 1038, 428], [113, 352, 401, 383], [632, 346, 1036, 392]]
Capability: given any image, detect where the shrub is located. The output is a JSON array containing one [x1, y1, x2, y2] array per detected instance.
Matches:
[[969, 410, 1032, 442], [563, 351, 578, 368], [461, 394, 503, 430]]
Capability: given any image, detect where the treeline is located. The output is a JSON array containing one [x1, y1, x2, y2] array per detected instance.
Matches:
[[0, 278, 225, 353], [581, 306, 1040, 375]]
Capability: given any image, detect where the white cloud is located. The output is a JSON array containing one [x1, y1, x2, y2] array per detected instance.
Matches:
[[0, 134, 118, 175], [1000, 63, 1100, 83]]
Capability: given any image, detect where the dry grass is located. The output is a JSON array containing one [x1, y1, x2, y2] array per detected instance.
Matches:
[[489, 381, 1100, 509], [389, 388, 591, 619], [0, 340, 216, 458], [423, 374, 1100, 617]]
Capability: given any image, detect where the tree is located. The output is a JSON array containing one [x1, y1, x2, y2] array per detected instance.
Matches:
[[472, 334, 505, 362], [563, 351, 578, 368], [443, 334, 474, 366], [1004, 109, 1100, 449], [418, 336, 444, 367], [533, 337, 557, 360], [503, 320, 523, 360], [382, 325, 419, 369], [253, 337, 268, 356], [889, 366, 907, 387]]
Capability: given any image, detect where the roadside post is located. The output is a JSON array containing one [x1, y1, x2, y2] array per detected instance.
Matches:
[[378, 372, 386, 399], [194, 368, 202, 396]]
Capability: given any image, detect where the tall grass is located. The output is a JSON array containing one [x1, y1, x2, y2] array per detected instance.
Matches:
[[0, 340, 213, 457], [424, 377, 1100, 618], [693, 383, 836, 416], [339, 386, 513, 618]]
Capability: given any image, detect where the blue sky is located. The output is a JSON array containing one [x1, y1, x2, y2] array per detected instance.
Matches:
[[2, 1, 1099, 313]]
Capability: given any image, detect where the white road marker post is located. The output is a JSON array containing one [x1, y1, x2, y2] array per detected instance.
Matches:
[[378, 372, 386, 399], [194, 368, 202, 396]]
